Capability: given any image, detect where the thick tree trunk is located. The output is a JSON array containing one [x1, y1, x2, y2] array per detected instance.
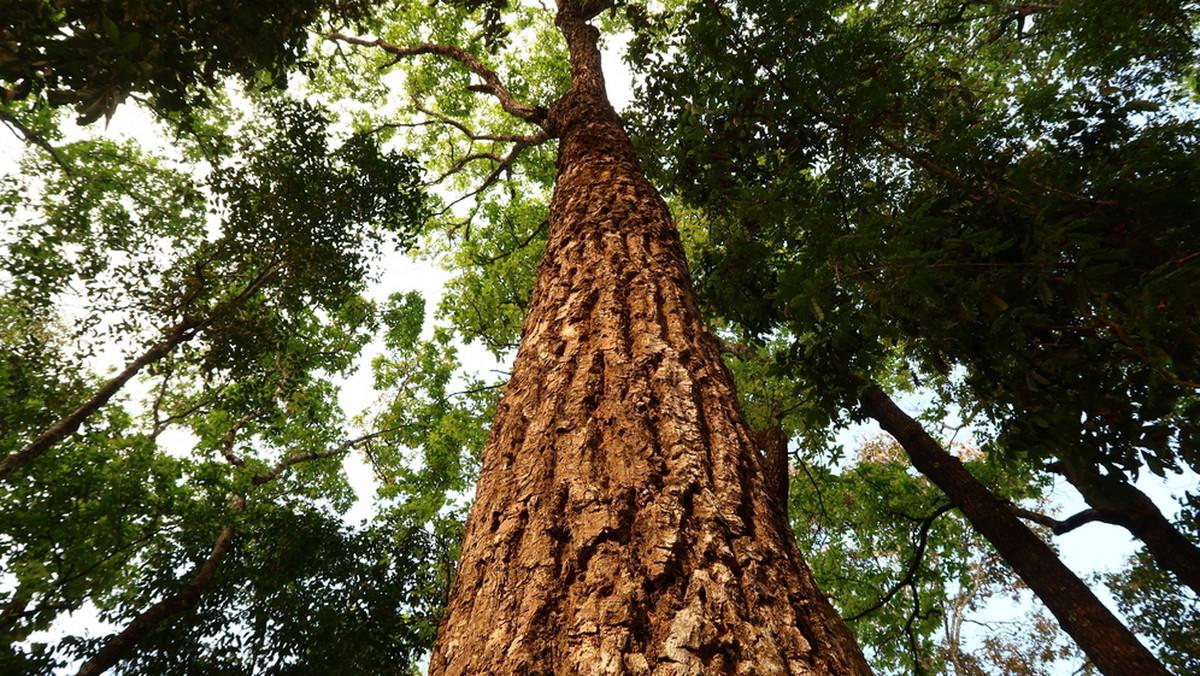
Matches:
[[859, 384, 1170, 676], [428, 5, 872, 675]]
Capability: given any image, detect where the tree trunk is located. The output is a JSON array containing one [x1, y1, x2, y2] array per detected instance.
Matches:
[[75, 518, 239, 676], [428, 4, 872, 675], [859, 384, 1170, 676]]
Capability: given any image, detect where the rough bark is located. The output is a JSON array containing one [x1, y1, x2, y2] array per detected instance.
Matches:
[[859, 384, 1170, 676], [1053, 462, 1200, 597], [428, 5, 872, 675], [751, 426, 790, 512]]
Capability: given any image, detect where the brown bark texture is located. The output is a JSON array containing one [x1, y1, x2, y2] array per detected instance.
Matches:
[[429, 5, 872, 675], [859, 384, 1171, 676]]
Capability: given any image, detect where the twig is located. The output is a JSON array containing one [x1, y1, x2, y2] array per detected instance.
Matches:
[[1083, 313, 1200, 389], [413, 104, 549, 143], [470, 218, 549, 266], [251, 429, 396, 486], [435, 128, 552, 213], [844, 503, 954, 622]]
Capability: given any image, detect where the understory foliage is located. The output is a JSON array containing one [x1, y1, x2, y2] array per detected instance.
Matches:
[[2, 0, 1199, 673]]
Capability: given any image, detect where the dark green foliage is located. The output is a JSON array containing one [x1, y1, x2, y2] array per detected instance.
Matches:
[[1, 72, 438, 669], [626, 0, 1200, 668], [629, 0, 1200, 476], [74, 507, 459, 676], [1, 0, 372, 123], [1106, 493, 1200, 674]]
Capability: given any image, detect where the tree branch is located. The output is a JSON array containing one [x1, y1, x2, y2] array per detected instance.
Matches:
[[1, 262, 284, 482], [73, 429, 402, 674], [410, 105, 548, 143], [858, 382, 1170, 674], [1049, 461, 1200, 595], [435, 128, 552, 213], [325, 32, 547, 126], [843, 504, 953, 622], [75, 514, 240, 676], [251, 429, 395, 486], [0, 109, 73, 173], [1009, 504, 1124, 535]]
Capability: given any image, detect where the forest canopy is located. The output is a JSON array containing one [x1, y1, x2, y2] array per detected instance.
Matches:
[[2, 0, 1198, 674]]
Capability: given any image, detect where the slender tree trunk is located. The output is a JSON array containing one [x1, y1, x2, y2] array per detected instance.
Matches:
[[859, 384, 1170, 676], [429, 5, 872, 674], [0, 319, 199, 482], [1054, 463, 1200, 597], [75, 517, 239, 676]]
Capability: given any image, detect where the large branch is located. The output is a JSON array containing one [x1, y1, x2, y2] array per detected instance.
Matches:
[[326, 32, 547, 126], [1051, 462, 1200, 596], [858, 383, 1169, 676], [0, 263, 283, 482], [1010, 504, 1124, 534], [0, 318, 199, 482], [75, 425, 382, 674]]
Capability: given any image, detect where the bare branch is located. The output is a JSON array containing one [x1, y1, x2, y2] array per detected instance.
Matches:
[[470, 218, 548, 266], [413, 105, 547, 143], [325, 32, 547, 126], [431, 152, 508, 185], [1008, 504, 1115, 534], [436, 127, 552, 213]]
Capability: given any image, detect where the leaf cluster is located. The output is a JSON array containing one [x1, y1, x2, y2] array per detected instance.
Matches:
[[1, 0, 374, 123], [629, 0, 1200, 478]]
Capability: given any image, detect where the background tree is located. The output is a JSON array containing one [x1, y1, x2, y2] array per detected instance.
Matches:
[[1, 82, 440, 673]]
